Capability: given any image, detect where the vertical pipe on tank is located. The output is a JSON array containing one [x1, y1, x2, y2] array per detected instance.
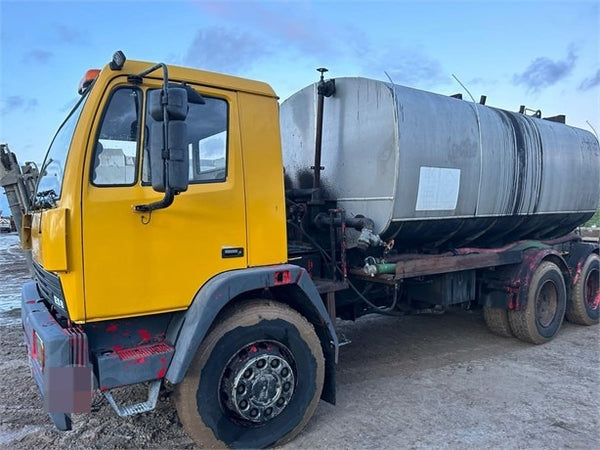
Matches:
[[313, 68, 336, 193], [313, 87, 325, 190]]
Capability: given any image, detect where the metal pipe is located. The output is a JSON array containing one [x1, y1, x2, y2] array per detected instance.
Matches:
[[314, 212, 385, 250], [314, 213, 374, 231], [313, 76, 325, 190], [312, 68, 335, 193]]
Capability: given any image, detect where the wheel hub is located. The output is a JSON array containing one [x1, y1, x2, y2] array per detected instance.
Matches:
[[536, 281, 558, 327], [220, 342, 295, 424]]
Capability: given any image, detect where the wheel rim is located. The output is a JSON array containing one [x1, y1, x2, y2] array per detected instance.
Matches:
[[536, 280, 558, 327], [585, 267, 599, 310], [220, 341, 296, 424]]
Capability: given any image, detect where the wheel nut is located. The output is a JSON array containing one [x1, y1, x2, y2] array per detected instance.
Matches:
[[277, 397, 285, 406], [250, 408, 259, 417], [281, 368, 289, 377], [236, 384, 245, 395], [271, 359, 280, 368], [239, 400, 248, 409], [243, 369, 252, 378], [283, 381, 291, 391], [257, 359, 266, 368], [265, 407, 273, 416]]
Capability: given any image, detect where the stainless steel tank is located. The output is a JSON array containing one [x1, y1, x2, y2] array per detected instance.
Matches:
[[281, 78, 600, 248]]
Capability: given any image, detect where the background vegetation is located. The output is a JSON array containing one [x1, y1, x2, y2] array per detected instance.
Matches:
[[584, 210, 600, 227]]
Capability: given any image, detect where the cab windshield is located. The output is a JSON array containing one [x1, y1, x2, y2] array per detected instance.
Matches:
[[36, 91, 89, 201]]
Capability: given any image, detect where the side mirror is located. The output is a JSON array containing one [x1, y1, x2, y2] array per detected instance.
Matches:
[[148, 88, 189, 193]]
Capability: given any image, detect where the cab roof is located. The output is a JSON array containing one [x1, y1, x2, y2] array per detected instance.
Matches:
[[99, 59, 278, 99]]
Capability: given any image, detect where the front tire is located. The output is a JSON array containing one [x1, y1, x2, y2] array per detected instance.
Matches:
[[174, 300, 325, 449], [508, 261, 566, 344]]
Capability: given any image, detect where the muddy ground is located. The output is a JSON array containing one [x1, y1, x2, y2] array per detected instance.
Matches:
[[1, 233, 599, 449]]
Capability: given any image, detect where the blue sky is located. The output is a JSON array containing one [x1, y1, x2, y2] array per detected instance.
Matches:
[[1, 0, 599, 214]]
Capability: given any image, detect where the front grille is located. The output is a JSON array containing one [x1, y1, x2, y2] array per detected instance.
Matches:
[[33, 261, 68, 316]]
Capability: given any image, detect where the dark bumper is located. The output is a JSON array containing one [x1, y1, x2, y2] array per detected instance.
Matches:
[[21, 281, 91, 431]]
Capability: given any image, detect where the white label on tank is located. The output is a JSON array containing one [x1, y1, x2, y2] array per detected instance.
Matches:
[[415, 166, 460, 211]]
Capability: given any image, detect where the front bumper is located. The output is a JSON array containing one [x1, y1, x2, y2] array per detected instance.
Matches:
[[21, 281, 91, 431]]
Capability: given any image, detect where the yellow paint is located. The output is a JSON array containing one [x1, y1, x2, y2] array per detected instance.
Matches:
[[39, 207, 68, 271], [238, 92, 287, 266], [81, 77, 250, 321], [32, 58, 287, 323]]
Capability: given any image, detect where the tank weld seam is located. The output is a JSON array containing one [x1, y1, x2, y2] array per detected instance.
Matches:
[[451, 74, 484, 215]]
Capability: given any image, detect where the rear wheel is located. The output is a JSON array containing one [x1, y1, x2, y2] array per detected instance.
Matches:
[[174, 300, 324, 449], [566, 254, 599, 326], [483, 306, 513, 338], [508, 261, 566, 344]]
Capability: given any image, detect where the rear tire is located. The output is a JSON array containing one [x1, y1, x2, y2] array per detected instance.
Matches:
[[483, 306, 513, 338], [174, 300, 324, 449], [508, 261, 566, 344], [566, 254, 599, 326]]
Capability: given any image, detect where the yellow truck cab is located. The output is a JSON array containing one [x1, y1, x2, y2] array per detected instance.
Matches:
[[21, 52, 337, 448]]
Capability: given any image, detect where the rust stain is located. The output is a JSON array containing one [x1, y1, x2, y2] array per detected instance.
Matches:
[[573, 261, 583, 285], [592, 292, 600, 309]]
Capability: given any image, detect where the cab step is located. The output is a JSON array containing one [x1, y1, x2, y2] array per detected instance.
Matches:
[[95, 342, 174, 390], [103, 380, 161, 417]]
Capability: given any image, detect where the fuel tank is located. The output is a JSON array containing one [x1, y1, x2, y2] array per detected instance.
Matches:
[[281, 78, 600, 249]]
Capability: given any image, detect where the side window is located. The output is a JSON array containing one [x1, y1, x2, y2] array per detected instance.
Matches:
[[143, 92, 228, 184], [92, 87, 141, 186]]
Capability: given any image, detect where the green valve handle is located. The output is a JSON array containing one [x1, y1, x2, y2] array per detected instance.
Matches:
[[363, 260, 396, 276], [375, 263, 396, 275]]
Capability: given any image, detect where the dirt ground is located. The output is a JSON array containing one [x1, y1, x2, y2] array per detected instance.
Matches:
[[1, 233, 599, 449]]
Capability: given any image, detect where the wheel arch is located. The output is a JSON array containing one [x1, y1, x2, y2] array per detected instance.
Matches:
[[165, 264, 338, 404], [565, 241, 599, 288]]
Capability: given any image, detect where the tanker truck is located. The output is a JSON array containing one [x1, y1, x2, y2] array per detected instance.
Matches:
[[19, 51, 599, 448]]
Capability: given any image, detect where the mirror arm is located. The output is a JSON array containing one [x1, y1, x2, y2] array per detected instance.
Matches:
[[134, 63, 174, 213], [134, 188, 175, 213], [136, 63, 168, 83]]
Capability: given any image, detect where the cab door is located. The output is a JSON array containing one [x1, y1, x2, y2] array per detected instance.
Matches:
[[82, 79, 247, 321]]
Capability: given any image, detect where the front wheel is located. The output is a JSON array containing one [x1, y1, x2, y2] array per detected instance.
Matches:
[[174, 300, 325, 449]]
